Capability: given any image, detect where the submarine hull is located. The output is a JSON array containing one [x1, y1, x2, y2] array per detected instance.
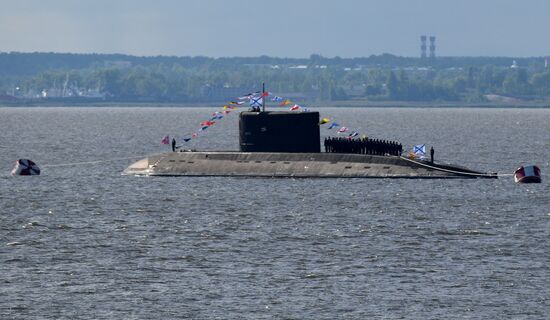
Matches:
[[124, 152, 497, 179]]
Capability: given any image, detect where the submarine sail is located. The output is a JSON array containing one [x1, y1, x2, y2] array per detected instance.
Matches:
[[239, 111, 320, 153]]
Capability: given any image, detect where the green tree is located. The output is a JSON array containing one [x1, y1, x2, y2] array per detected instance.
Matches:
[[531, 71, 550, 97], [386, 71, 400, 99]]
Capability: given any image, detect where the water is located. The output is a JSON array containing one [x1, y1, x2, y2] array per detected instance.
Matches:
[[0, 107, 549, 319]]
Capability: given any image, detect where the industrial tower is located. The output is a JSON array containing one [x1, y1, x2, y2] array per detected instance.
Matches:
[[420, 35, 427, 59], [429, 36, 436, 58]]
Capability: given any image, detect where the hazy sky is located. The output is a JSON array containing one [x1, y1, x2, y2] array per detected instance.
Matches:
[[1, 0, 549, 58]]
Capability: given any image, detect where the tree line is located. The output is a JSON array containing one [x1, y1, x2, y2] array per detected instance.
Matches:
[[1, 52, 549, 102]]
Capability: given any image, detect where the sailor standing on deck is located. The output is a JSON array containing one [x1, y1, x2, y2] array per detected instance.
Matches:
[[172, 138, 177, 152], [430, 146, 434, 163]]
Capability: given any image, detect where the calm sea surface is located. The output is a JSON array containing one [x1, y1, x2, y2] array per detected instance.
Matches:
[[0, 107, 549, 319]]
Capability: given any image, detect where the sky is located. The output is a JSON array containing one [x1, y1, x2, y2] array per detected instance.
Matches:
[[1, 0, 549, 58]]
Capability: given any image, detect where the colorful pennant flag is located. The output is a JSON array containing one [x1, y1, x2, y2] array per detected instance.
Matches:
[[200, 120, 216, 126], [238, 91, 261, 100], [172, 90, 343, 148], [280, 99, 292, 106]]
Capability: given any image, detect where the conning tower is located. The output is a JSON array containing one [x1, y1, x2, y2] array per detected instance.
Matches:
[[239, 111, 320, 153]]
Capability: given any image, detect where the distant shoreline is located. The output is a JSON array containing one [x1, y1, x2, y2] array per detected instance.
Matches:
[[2, 100, 550, 109]]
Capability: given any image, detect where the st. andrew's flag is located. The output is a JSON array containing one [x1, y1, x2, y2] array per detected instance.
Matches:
[[413, 144, 426, 158], [250, 96, 263, 108]]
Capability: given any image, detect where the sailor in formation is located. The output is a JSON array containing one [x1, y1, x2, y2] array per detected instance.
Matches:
[[324, 137, 402, 156]]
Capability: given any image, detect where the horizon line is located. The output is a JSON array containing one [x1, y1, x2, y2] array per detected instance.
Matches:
[[1, 51, 549, 60]]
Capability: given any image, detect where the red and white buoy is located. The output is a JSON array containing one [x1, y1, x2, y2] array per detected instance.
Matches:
[[11, 159, 41, 176], [514, 165, 541, 183]]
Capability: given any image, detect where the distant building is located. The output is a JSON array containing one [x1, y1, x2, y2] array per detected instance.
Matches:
[[288, 65, 308, 69], [420, 35, 427, 59], [420, 35, 436, 59], [429, 36, 436, 58]]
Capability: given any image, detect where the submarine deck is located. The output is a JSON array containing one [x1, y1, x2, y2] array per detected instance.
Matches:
[[124, 151, 497, 179]]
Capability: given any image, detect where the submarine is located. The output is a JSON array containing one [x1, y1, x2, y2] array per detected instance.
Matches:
[[124, 109, 497, 179]]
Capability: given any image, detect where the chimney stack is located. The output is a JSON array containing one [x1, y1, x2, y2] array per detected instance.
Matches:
[[420, 35, 427, 59], [429, 36, 436, 58]]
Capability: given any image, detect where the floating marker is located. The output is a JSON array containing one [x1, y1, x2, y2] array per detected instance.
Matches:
[[11, 159, 41, 176], [514, 165, 541, 183]]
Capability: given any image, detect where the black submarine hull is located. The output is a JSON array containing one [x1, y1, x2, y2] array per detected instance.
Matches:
[[124, 151, 497, 179]]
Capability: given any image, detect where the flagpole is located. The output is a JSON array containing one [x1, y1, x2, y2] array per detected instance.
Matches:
[[262, 82, 266, 112]]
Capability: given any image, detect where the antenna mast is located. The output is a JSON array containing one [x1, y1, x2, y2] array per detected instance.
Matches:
[[262, 82, 266, 112]]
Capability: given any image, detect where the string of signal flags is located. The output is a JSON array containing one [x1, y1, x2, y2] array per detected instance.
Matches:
[[161, 90, 363, 148]]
